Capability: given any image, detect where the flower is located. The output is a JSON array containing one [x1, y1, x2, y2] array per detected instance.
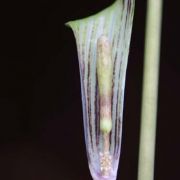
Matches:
[[66, 0, 135, 179]]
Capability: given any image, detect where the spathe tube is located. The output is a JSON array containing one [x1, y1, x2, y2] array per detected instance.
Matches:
[[66, 0, 135, 179]]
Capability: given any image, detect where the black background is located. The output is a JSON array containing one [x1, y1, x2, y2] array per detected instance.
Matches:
[[0, 0, 179, 179]]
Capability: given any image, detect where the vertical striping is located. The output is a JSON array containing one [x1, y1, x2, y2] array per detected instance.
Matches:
[[111, 0, 129, 155], [110, 23, 121, 154], [110, 22, 124, 154], [115, 59, 123, 157], [84, 21, 94, 155], [95, 75, 100, 146], [88, 23, 95, 153], [81, 25, 94, 155], [110, 7, 122, 153], [66, 0, 135, 179]]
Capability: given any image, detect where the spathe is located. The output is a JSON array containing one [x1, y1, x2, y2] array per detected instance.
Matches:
[[66, 0, 135, 179]]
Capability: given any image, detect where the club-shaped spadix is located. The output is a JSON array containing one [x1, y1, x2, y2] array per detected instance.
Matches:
[[66, 0, 135, 179]]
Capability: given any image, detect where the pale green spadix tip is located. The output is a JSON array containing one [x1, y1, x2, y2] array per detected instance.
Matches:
[[100, 118, 112, 133]]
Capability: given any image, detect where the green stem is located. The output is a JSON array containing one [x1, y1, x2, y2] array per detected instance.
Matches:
[[137, 1, 163, 180]]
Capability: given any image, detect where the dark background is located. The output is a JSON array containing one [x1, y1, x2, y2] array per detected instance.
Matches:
[[0, 0, 179, 179]]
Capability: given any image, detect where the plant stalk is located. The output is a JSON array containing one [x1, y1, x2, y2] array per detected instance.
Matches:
[[137, 0, 163, 180]]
